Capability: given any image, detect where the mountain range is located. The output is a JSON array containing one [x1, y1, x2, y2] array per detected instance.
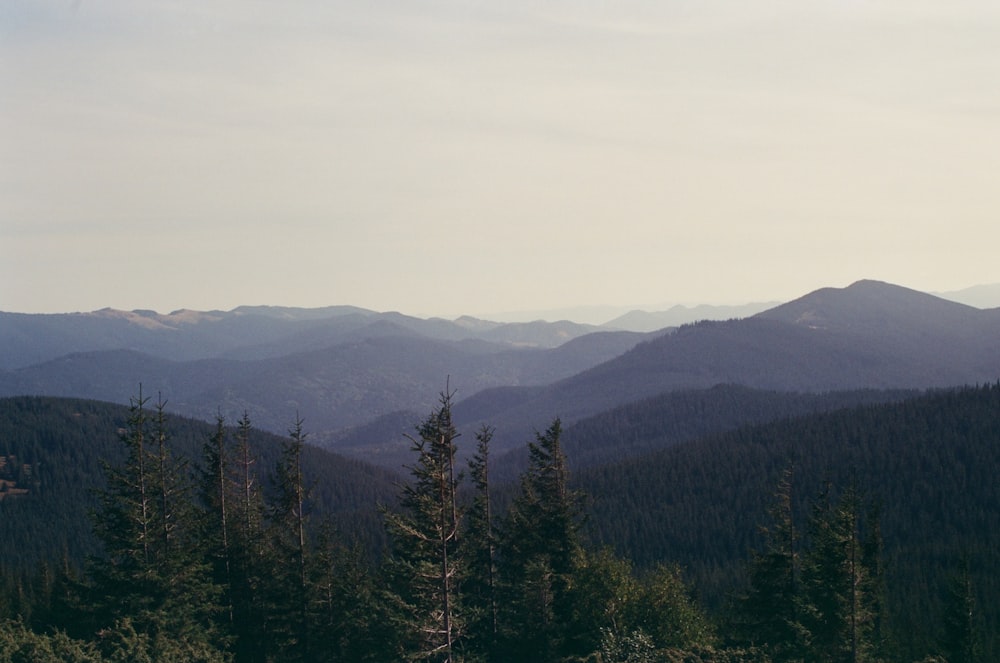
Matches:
[[3, 279, 1000, 468], [3, 279, 1000, 658]]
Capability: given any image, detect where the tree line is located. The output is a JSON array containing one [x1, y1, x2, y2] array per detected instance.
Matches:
[[0, 385, 994, 662]]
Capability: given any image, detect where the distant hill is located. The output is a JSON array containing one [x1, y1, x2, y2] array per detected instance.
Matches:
[[453, 280, 1000, 452], [0, 396, 400, 575], [936, 282, 1000, 308], [602, 301, 779, 332]]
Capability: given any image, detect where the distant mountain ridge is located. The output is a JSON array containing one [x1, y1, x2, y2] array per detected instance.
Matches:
[[5, 279, 1000, 467], [0, 305, 607, 370], [451, 280, 1000, 452], [935, 281, 1000, 308], [602, 301, 779, 332]]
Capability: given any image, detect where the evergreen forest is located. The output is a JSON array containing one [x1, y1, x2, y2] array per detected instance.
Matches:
[[1, 383, 998, 662]]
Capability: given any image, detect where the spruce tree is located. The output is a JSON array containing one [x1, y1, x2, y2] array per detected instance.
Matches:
[[227, 412, 268, 663], [497, 419, 582, 662], [383, 390, 463, 662], [798, 481, 878, 663], [89, 390, 226, 661], [265, 415, 312, 662], [200, 414, 234, 629], [734, 465, 802, 660], [463, 425, 498, 661], [941, 556, 981, 663]]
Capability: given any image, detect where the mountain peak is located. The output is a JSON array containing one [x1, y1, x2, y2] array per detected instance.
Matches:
[[756, 280, 979, 332]]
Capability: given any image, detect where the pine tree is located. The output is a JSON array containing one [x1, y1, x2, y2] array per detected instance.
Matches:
[[941, 556, 981, 663], [89, 389, 226, 661], [265, 415, 312, 662], [734, 465, 802, 661], [226, 411, 268, 663], [383, 390, 463, 662], [497, 419, 582, 662], [200, 414, 236, 636], [463, 425, 498, 661], [798, 480, 878, 663]]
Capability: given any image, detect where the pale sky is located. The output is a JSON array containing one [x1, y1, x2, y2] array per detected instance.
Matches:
[[3, 1, 1000, 319]]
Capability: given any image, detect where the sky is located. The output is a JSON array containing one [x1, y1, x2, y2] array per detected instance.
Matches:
[[3, 1, 1000, 320]]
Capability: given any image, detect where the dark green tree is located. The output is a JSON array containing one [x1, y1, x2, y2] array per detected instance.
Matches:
[[200, 414, 235, 630], [382, 390, 463, 662], [227, 412, 268, 663], [497, 419, 582, 662], [89, 390, 226, 662], [798, 481, 879, 663], [265, 415, 312, 662], [733, 465, 802, 660], [940, 556, 981, 663], [463, 425, 498, 661]]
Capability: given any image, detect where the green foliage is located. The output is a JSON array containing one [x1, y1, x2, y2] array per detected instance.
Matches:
[[263, 416, 311, 661], [599, 627, 659, 663], [87, 391, 227, 658], [731, 466, 800, 660], [940, 557, 982, 663], [797, 481, 880, 663], [631, 564, 716, 651], [382, 390, 463, 661], [497, 418, 584, 661], [0, 618, 100, 663], [582, 384, 1000, 660], [463, 425, 500, 659], [567, 549, 640, 656], [3, 383, 1000, 661]]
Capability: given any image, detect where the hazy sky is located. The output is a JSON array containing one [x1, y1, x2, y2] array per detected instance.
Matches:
[[3, 1, 999, 319]]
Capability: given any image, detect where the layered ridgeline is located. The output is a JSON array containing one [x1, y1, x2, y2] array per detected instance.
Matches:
[[0, 308, 650, 443], [453, 280, 1000, 452], [5, 281, 1000, 469]]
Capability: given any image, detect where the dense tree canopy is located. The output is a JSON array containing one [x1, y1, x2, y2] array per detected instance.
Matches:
[[2, 382, 999, 661]]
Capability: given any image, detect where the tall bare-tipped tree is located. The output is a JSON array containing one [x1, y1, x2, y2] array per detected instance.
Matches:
[[464, 425, 499, 659], [383, 389, 463, 662], [200, 413, 235, 630], [224, 411, 270, 663], [267, 414, 312, 662]]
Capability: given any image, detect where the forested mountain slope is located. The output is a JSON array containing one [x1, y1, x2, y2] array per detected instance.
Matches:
[[577, 383, 1000, 660], [2, 384, 999, 660], [559, 384, 918, 470], [454, 280, 1000, 449], [0, 396, 400, 575]]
